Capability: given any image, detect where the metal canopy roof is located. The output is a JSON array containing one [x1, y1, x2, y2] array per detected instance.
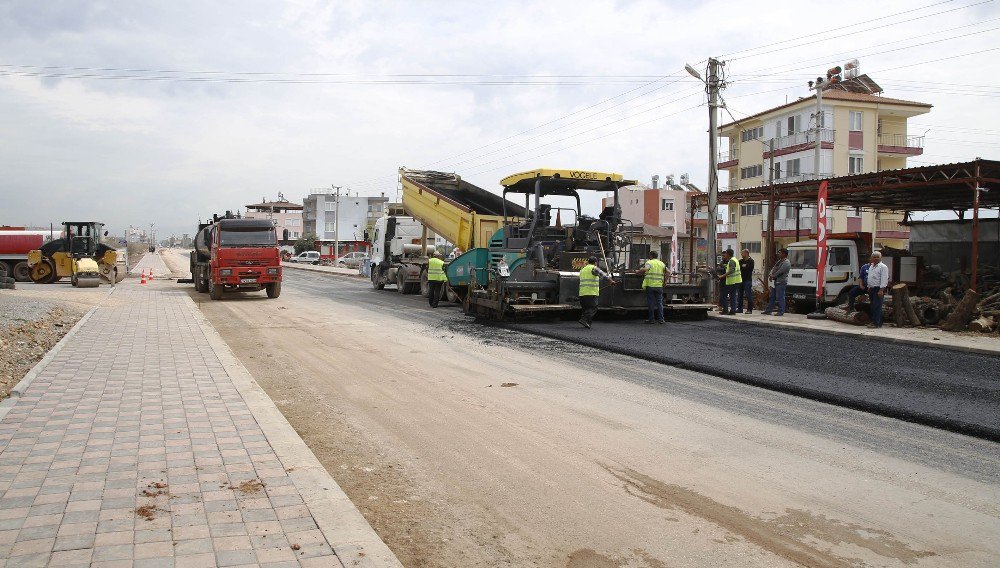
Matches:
[[718, 159, 1000, 211]]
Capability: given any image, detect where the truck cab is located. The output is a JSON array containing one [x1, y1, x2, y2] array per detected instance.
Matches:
[[369, 213, 435, 293], [786, 238, 863, 304], [191, 216, 282, 300]]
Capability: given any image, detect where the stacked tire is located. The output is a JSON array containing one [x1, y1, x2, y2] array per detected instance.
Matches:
[[0, 276, 15, 290]]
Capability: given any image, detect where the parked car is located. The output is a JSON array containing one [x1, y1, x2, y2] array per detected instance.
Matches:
[[289, 251, 320, 264], [336, 251, 368, 269]]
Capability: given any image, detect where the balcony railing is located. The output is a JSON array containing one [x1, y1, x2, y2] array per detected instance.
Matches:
[[770, 172, 834, 184], [774, 128, 834, 151], [876, 219, 910, 233], [718, 148, 739, 163], [877, 134, 924, 150], [771, 217, 816, 232]]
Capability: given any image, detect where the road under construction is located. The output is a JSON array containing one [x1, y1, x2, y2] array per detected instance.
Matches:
[[159, 247, 1000, 568]]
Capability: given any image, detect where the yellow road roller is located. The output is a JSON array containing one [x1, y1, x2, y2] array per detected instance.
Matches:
[[28, 221, 120, 286]]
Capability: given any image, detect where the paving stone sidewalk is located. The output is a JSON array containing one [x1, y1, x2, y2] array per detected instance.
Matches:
[[0, 286, 373, 568]]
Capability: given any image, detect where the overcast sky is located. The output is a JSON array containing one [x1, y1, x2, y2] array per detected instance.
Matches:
[[1, 0, 998, 237]]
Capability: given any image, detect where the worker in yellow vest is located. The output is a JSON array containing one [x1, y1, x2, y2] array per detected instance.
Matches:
[[578, 256, 615, 329], [637, 251, 667, 324], [427, 252, 448, 308], [719, 249, 742, 315]]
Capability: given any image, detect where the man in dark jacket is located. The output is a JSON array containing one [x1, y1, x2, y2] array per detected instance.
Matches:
[[735, 249, 755, 314], [763, 248, 790, 316]]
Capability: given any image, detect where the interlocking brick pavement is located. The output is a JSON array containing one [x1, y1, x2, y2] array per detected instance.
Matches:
[[0, 287, 348, 567]]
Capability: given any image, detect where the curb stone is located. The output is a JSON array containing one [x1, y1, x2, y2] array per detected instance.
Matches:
[[186, 294, 402, 568], [706, 311, 1000, 356], [0, 307, 98, 421]]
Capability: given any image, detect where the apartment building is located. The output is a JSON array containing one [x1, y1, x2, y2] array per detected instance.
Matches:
[[605, 174, 708, 270], [302, 191, 389, 255], [717, 72, 931, 270], [244, 196, 303, 245]]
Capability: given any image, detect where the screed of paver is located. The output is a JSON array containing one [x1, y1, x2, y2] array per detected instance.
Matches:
[[0, 284, 367, 567]]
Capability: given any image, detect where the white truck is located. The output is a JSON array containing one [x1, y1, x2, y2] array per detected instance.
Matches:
[[785, 232, 918, 305], [369, 209, 436, 294]]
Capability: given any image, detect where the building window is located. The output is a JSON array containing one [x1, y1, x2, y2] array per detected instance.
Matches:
[[849, 156, 864, 174], [740, 241, 762, 254], [786, 115, 801, 134], [849, 111, 863, 132], [740, 203, 762, 217], [775, 120, 782, 138], [325, 202, 337, 211], [740, 164, 763, 179], [740, 126, 763, 142], [774, 162, 782, 180], [324, 222, 337, 232], [851, 206, 862, 216], [786, 158, 801, 177], [661, 199, 674, 211]]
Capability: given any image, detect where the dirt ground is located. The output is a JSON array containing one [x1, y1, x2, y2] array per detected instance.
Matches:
[[0, 282, 108, 400], [160, 249, 999, 568]]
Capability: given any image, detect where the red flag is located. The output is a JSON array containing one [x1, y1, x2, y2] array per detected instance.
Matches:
[[816, 181, 829, 299]]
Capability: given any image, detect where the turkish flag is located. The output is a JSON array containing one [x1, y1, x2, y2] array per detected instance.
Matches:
[[816, 180, 829, 299]]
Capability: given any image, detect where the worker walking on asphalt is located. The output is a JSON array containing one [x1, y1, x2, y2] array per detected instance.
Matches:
[[866, 251, 890, 328], [763, 248, 790, 316], [637, 251, 666, 324], [719, 249, 742, 315], [578, 256, 615, 329], [735, 249, 755, 314], [427, 252, 447, 308]]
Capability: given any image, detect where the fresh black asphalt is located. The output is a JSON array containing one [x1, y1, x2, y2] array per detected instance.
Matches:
[[511, 317, 1000, 442]]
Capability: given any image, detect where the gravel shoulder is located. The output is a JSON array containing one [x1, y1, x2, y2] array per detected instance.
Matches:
[[0, 291, 87, 400]]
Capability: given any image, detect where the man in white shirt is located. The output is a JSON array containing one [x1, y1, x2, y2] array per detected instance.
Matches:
[[866, 251, 890, 328]]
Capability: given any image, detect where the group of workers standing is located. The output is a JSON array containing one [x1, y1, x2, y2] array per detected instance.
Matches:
[[718, 248, 792, 316], [577, 252, 667, 328]]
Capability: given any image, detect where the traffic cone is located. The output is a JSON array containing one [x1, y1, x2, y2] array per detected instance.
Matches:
[[148, 271, 154, 281], [140, 270, 147, 285]]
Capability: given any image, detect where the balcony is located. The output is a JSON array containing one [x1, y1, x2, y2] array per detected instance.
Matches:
[[877, 134, 924, 156], [876, 219, 910, 238], [718, 148, 739, 169], [764, 129, 835, 158]]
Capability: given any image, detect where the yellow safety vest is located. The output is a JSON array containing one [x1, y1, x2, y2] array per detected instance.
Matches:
[[427, 258, 447, 282], [642, 259, 665, 289], [725, 257, 742, 285], [578, 265, 599, 297]]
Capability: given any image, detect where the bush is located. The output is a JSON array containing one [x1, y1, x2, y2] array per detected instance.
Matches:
[[294, 233, 317, 255]]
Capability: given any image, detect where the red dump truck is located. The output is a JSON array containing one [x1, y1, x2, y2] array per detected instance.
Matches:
[[0, 228, 51, 281], [190, 213, 282, 300]]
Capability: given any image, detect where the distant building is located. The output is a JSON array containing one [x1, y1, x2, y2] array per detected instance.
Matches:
[[302, 190, 389, 255], [717, 69, 931, 270], [245, 195, 303, 246], [604, 173, 708, 270]]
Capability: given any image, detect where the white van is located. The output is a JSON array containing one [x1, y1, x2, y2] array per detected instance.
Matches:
[[289, 251, 320, 264]]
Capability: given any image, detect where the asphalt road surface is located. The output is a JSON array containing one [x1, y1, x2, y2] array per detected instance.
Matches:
[[162, 253, 1000, 568], [512, 317, 1000, 441]]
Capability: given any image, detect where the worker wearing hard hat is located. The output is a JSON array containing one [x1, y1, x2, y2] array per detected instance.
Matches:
[[578, 256, 616, 329], [427, 252, 448, 308]]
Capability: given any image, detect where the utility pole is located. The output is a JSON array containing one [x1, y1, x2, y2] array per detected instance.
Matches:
[[331, 185, 341, 260], [765, 137, 776, 278], [686, 58, 725, 302]]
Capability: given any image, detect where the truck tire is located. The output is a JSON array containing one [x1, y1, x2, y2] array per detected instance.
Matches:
[[266, 282, 281, 298], [209, 280, 223, 300], [12, 262, 31, 282], [396, 269, 407, 294], [371, 268, 385, 290], [0, 262, 8, 279], [420, 268, 430, 297]]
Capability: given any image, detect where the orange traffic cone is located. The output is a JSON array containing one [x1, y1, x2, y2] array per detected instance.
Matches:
[[140, 270, 147, 285], [148, 271, 154, 281]]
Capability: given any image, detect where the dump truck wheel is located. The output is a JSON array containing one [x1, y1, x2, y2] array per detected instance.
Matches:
[[209, 280, 223, 300], [12, 262, 30, 282], [30, 259, 57, 284], [0, 263, 8, 279], [396, 269, 407, 294], [371, 269, 385, 290], [266, 282, 281, 299], [420, 268, 430, 297]]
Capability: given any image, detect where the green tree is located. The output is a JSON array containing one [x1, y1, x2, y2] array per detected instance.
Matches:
[[294, 232, 317, 254]]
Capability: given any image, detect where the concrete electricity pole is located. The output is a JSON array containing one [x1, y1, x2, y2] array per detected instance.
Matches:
[[687, 58, 725, 302], [331, 185, 341, 260]]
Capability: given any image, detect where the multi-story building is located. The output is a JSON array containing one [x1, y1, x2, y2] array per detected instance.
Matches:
[[244, 195, 303, 246], [605, 174, 708, 270], [302, 190, 389, 255], [717, 72, 931, 272]]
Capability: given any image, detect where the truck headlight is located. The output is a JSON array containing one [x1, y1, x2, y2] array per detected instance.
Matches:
[[267, 268, 279, 275], [220, 269, 232, 276]]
